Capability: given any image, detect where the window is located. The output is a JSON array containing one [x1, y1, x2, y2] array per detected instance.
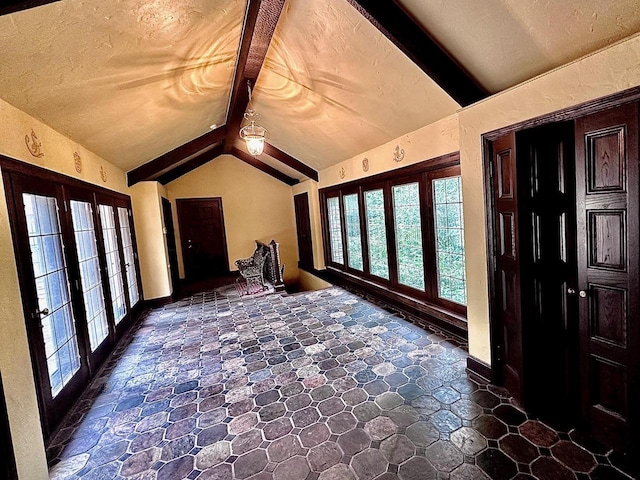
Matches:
[[327, 196, 344, 264], [433, 176, 466, 305], [320, 155, 466, 324], [118, 207, 140, 307], [392, 182, 424, 290], [99, 205, 127, 324], [344, 193, 363, 271], [364, 189, 389, 279], [71, 200, 109, 351]]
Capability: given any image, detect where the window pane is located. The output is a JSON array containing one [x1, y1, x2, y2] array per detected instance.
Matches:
[[327, 197, 344, 264], [343, 194, 363, 271], [23, 193, 81, 397], [392, 182, 424, 290], [364, 189, 389, 279], [99, 205, 127, 323], [433, 176, 467, 305], [71, 200, 109, 351], [118, 207, 140, 306]]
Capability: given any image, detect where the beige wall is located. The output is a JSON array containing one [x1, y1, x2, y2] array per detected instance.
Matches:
[[460, 32, 640, 364], [130, 182, 172, 300], [0, 98, 132, 479], [166, 155, 300, 284]]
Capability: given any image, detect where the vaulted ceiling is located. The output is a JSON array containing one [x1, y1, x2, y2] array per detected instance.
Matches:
[[1, 0, 639, 185]]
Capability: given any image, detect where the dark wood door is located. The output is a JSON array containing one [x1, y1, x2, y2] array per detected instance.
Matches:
[[294, 193, 313, 270], [575, 102, 639, 452], [517, 122, 579, 425], [162, 198, 180, 292], [177, 198, 229, 280], [4, 172, 90, 436], [490, 132, 525, 402]]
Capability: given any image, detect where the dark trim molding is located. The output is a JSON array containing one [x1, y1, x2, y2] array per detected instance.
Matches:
[[0, 373, 17, 479], [144, 296, 173, 309], [320, 151, 460, 192], [313, 267, 468, 340], [345, 0, 487, 106], [466, 355, 492, 383], [0, 154, 129, 201], [231, 147, 299, 186], [483, 84, 640, 141], [0, 0, 60, 16]]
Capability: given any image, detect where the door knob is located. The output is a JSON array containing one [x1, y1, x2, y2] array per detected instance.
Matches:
[[579, 290, 588, 298], [35, 307, 49, 317]]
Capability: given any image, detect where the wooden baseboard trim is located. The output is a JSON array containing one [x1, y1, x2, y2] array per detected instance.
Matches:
[[310, 268, 467, 341], [466, 355, 492, 382], [145, 296, 173, 309]]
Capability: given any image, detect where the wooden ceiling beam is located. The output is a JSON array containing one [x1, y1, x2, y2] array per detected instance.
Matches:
[[263, 143, 318, 181], [157, 145, 224, 185], [0, 1, 60, 16], [346, 0, 488, 106], [223, 0, 286, 152], [231, 147, 298, 186], [127, 126, 227, 186]]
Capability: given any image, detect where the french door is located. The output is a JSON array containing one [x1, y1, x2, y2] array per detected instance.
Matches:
[[3, 166, 141, 438], [6, 173, 90, 435]]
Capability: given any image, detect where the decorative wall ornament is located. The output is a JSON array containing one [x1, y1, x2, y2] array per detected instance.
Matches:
[[25, 129, 44, 158], [74, 152, 82, 173], [362, 157, 370, 172], [100, 165, 107, 182], [393, 144, 405, 163], [339, 167, 346, 179]]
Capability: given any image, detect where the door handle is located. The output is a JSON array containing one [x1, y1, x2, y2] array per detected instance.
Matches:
[[579, 290, 588, 298], [35, 307, 49, 319], [567, 288, 576, 295]]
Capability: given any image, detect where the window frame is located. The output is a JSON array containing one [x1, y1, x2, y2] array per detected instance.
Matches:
[[320, 153, 466, 323]]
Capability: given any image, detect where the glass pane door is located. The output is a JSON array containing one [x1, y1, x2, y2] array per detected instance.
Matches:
[[327, 197, 344, 264], [70, 200, 110, 351], [343, 194, 363, 271], [23, 193, 81, 397], [99, 204, 126, 324], [118, 207, 139, 306]]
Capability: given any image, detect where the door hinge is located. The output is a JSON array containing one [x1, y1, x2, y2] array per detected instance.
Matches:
[[63, 201, 68, 212], [495, 344, 502, 362]]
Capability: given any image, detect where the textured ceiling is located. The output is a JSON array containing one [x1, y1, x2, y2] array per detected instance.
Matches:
[[0, 0, 639, 177], [396, 0, 640, 93], [0, 0, 245, 170], [250, 0, 460, 171]]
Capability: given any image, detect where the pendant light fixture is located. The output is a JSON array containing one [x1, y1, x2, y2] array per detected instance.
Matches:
[[239, 80, 267, 156]]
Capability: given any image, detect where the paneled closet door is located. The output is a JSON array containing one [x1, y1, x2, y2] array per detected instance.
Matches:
[[575, 102, 639, 453], [5, 172, 89, 436]]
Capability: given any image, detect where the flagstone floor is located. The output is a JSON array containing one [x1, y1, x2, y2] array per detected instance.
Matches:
[[47, 286, 634, 480]]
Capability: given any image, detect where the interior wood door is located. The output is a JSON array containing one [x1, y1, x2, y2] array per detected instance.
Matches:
[[294, 193, 314, 270], [177, 198, 229, 280], [575, 102, 639, 452], [517, 122, 579, 425], [162, 197, 180, 292], [490, 132, 525, 402]]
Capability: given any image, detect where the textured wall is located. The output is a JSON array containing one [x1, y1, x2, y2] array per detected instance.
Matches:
[[166, 154, 300, 284]]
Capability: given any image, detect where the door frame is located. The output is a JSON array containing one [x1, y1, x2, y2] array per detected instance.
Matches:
[[0, 155, 141, 439], [293, 192, 314, 270], [482, 86, 640, 453], [176, 197, 230, 281], [161, 197, 181, 294]]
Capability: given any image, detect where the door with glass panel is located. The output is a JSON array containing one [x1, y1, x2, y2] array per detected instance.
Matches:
[[97, 202, 129, 328], [6, 174, 89, 435], [66, 187, 114, 370], [117, 205, 140, 310]]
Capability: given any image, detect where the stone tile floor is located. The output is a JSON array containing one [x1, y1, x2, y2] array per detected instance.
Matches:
[[47, 286, 635, 480]]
